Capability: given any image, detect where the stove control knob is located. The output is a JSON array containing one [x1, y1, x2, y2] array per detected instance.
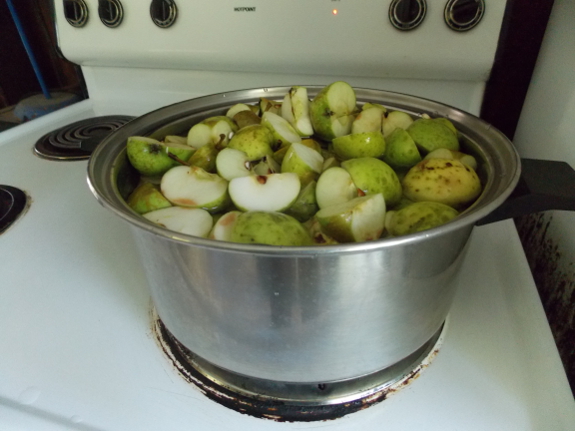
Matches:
[[389, 0, 427, 31], [150, 0, 178, 28], [63, 0, 89, 28], [444, 0, 485, 32], [98, 0, 124, 28]]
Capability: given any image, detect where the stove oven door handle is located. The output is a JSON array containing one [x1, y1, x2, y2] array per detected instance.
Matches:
[[476, 158, 575, 225]]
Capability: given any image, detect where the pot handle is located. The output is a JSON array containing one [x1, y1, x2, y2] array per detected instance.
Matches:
[[476, 158, 575, 226]]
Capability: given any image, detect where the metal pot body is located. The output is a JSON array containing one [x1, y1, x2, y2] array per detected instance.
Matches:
[[88, 86, 520, 384], [132, 224, 472, 382]]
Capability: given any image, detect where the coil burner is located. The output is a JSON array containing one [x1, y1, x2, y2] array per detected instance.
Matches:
[[34, 115, 134, 161], [152, 309, 446, 422]]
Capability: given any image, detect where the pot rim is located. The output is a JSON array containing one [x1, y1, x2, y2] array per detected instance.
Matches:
[[87, 85, 521, 256]]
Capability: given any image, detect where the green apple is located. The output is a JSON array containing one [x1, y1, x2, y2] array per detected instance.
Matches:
[[310, 81, 357, 141], [284, 181, 318, 222], [402, 158, 482, 208], [261, 111, 301, 148], [126, 136, 180, 177], [315, 194, 386, 243], [215, 148, 253, 181], [351, 107, 384, 134], [316, 167, 358, 209], [341, 157, 402, 207], [321, 157, 340, 171], [143, 207, 213, 237], [228, 172, 301, 212], [209, 210, 242, 241], [383, 128, 422, 169], [406, 118, 460, 153], [281, 86, 314, 137], [362, 103, 386, 113], [187, 116, 238, 148], [231, 211, 313, 246], [127, 181, 172, 214], [332, 131, 386, 160], [301, 138, 322, 153], [434, 117, 457, 134], [233, 110, 261, 129], [382, 111, 414, 138], [187, 143, 219, 173], [386, 201, 459, 236], [160, 165, 230, 212], [228, 125, 274, 161], [281, 142, 324, 186]]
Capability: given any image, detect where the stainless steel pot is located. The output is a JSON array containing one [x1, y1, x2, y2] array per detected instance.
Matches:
[[87, 87, 520, 384]]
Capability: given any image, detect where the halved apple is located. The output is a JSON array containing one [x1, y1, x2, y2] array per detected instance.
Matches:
[[227, 125, 274, 161], [309, 81, 357, 141], [316, 167, 358, 209], [143, 207, 213, 237], [187, 116, 237, 148], [382, 111, 414, 138], [216, 148, 253, 181], [209, 210, 242, 241], [351, 107, 384, 134], [261, 111, 301, 148], [281, 142, 324, 186], [228, 173, 300, 212], [332, 131, 386, 160], [160, 166, 229, 212], [315, 194, 386, 243]]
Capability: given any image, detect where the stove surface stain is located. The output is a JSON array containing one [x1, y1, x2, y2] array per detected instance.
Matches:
[[151, 308, 442, 422], [516, 213, 575, 395]]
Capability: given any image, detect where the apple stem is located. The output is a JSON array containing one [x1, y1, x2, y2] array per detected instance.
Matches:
[[167, 152, 190, 166]]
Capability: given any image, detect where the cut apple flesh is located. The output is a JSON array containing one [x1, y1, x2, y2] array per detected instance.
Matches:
[[209, 210, 241, 241], [161, 166, 229, 212], [261, 111, 301, 147], [315, 194, 386, 243], [143, 207, 213, 237], [228, 173, 300, 212], [215, 148, 252, 181], [316, 167, 358, 209]]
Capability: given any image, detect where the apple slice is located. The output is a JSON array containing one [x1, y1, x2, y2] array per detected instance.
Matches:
[[143, 207, 213, 237], [281, 86, 314, 137], [284, 180, 318, 222], [407, 118, 460, 153], [187, 116, 237, 149], [216, 148, 252, 181], [231, 211, 313, 246], [163, 135, 188, 146], [259, 98, 282, 115], [127, 181, 172, 214], [351, 107, 384, 134], [226, 103, 252, 119], [209, 210, 242, 241], [382, 111, 414, 138], [261, 111, 301, 148], [310, 81, 357, 141], [228, 173, 300, 212], [281, 142, 324, 186], [315, 194, 386, 243], [316, 167, 358, 209], [161, 165, 229, 212]]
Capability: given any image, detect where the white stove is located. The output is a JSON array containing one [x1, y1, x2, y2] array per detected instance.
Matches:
[[1, 0, 575, 429]]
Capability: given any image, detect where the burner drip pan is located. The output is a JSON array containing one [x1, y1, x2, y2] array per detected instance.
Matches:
[[34, 115, 134, 161], [153, 310, 445, 421]]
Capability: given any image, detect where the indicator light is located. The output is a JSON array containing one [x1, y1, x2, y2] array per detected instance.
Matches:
[[332, 9, 338, 15]]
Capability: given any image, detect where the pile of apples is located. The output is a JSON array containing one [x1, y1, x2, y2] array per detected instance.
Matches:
[[125, 81, 482, 246]]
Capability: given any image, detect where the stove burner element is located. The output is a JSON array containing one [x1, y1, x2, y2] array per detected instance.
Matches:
[[0, 186, 29, 234], [34, 115, 134, 161], [153, 310, 445, 422]]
